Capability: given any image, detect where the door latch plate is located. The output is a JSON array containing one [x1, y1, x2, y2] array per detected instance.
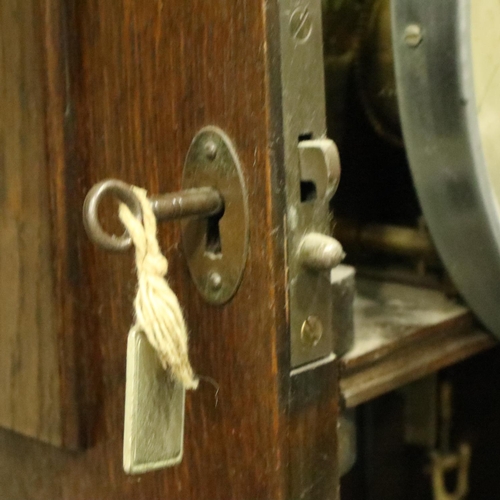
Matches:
[[278, 0, 344, 368]]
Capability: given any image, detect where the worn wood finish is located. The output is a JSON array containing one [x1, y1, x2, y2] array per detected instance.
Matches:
[[290, 362, 340, 500], [0, 0, 61, 445], [0, 0, 341, 498], [340, 280, 496, 408]]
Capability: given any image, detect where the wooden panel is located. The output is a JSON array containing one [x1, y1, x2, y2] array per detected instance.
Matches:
[[0, 0, 340, 498], [340, 280, 496, 407], [0, 0, 61, 445], [290, 361, 340, 500]]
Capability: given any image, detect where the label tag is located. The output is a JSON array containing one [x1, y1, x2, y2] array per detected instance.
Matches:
[[123, 329, 185, 474]]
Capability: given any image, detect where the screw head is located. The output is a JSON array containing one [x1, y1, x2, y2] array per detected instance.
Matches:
[[404, 24, 423, 47], [208, 271, 222, 291], [301, 315, 323, 347], [204, 140, 218, 161], [290, 7, 313, 42]]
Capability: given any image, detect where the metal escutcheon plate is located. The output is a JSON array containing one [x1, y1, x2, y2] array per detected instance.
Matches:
[[182, 126, 249, 305]]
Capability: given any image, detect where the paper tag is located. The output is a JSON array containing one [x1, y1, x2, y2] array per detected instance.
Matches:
[[123, 329, 185, 474]]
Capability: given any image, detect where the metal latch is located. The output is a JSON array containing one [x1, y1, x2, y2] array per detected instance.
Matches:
[[278, 0, 345, 369], [430, 382, 471, 500], [403, 377, 472, 500]]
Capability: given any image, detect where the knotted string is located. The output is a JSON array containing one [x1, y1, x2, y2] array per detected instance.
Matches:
[[118, 186, 198, 390]]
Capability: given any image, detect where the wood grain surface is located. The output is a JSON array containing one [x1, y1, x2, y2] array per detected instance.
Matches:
[[0, 0, 61, 445], [340, 280, 496, 407], [0, 0, 340, 498]]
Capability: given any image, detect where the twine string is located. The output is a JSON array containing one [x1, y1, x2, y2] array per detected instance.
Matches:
[[118, 186, 198, 390]]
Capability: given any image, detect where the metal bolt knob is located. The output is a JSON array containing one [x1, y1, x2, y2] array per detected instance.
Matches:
[[298, 232, 345, 271]]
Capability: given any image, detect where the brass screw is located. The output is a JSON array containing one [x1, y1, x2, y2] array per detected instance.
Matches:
[[290, 7, 313, 42], [301, 315, 323, 347], [204, 140, 218, 161], [208, 271, 222, 291], [404, 24, 423, 47]]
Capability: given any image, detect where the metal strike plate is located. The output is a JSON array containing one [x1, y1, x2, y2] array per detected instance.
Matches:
[[181, 126, 249, 305], [330, 265, 355, 357], [279, 0, 343, 368]]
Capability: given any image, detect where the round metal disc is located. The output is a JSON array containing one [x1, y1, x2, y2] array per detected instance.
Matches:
[[392, 1, 500, 336]]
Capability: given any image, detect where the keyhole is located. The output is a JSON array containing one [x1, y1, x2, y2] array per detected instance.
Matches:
[[298, 132, 317, 203], [300, 181, 317, 202], [205, 213, 223, 256]]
